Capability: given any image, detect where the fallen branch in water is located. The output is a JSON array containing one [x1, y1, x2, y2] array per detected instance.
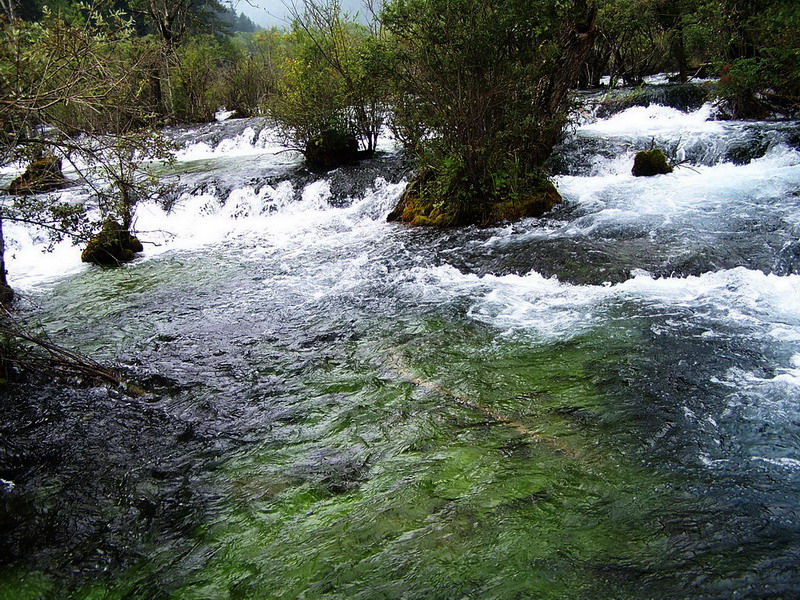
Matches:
[[673, 160, 701, 174], [0, 306, 144, 394]]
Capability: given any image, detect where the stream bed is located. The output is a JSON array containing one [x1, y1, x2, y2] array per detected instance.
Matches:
[[1, 94, 800, 599]]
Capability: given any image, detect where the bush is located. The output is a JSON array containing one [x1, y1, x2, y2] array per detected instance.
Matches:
[[383, 0, 596, 226], [266, 5, 389, 167]]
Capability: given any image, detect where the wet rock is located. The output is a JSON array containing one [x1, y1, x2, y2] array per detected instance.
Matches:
[[724, 137, 770, 165], [773, 240, 800, 276], [305, 129, 360, 170], [632, 149, 673, 177], [488, 181, 563, 223], [388, 175, 561, 227], [81, 219, 144, 265], [8, 155, 67, 195]]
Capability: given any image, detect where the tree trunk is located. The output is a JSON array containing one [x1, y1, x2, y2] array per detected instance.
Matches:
[[0, 213, 14, 305], [546, 4, 598, 115], [537, 3, 598, 161], [671, 24, 689, 81]]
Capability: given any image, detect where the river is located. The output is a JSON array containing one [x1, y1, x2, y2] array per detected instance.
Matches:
[[1, 88, 799, 598]]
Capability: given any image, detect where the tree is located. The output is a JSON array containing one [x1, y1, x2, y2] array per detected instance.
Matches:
[[0, 0, 43, 21], [122, 0, 231, 119], [0, 1, 173, 301], [267, 0, 390, 168], [591, 0, 669, 87], [383, 0, 597, 226], [696, 0, 799, 117], [127, 0, 228, 46]]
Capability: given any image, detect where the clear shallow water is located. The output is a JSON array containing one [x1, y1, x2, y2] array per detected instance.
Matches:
[[2, 104, 800, 599]]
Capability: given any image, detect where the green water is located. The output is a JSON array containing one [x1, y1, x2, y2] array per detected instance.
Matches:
[[5, 302, 679, 598]]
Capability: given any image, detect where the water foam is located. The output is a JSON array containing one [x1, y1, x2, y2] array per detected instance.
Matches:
[[177, 126, 288, 161], [579, 103, 720, 138], [402, 266, 800, 343], [554, 141, 800, 241]]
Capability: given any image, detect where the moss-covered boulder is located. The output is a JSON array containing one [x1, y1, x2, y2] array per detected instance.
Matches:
[[305, 129, 359, 170], [388, 176, 562, 227], [632, 149, 673, 177], [81, 219, 144, 266], [8, 155, 67, 195], [386, 172, 451, 226], [488, 182, 562, 223]]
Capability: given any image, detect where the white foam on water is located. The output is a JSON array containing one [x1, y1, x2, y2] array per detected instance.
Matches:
[[5, 225, 87, 290], [215, 108, 237, 122], [580, 103, 721, 138], [177, 126, 289, 161], [752, 457, 800, 470], [552, 142, 800, 240], [400, 265, 800, 343], [0, 162, 24, 177], [175, 124, 399, 163]]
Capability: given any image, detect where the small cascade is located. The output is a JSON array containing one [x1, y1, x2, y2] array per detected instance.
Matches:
[[554, 103, 800, 175]]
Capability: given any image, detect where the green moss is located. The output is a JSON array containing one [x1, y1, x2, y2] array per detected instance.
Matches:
[[632, 148, 673, 177], [80, 219, 144, 266], [0, 569, 53, 600], [154, 320, 669, 600], [388, 173, 561, 227], [11, 312, 673, 599], [490, 180, 562, 222], [7, 156, 66, 196]]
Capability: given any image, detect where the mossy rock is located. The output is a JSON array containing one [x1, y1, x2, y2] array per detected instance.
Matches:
[[8, 156, 67, 195], [305, 129, 359, 170], [81, 219, 144, 266], [489, 182, 562, 223], [632, 149, 673, 177], [386, 177, 452, 227], [388, 176, 562, 227]]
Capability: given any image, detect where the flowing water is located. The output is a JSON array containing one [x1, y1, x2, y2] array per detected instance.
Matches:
[[2, 97, 800, 599]]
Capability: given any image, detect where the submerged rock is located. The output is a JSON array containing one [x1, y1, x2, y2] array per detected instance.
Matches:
[[81, 219, 144, 266], [8, 155, 67, 195], [632, 149, 673, 177], [774, 240, 800, 276]]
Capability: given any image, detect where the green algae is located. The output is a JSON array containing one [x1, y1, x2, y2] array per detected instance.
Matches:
[[0, 570, 53, 600], [12, 289, 678, 599], [146, 319, 672, 600]]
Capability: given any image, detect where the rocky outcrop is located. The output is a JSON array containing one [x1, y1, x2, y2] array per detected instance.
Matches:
[[8, 156, 67, 195], [632, 149, 673, 176], [388, 177, 562, 227], [81, 219, 144, 266], [487, 182, 563, 224]]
